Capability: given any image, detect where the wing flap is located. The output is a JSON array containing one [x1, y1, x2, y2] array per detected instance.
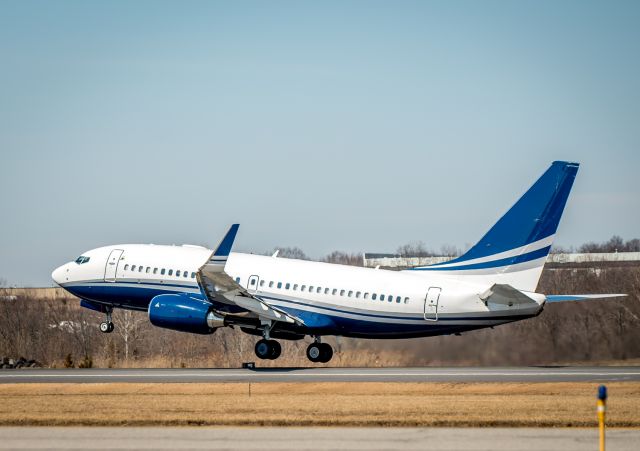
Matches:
[[196, 224, 299, 325]]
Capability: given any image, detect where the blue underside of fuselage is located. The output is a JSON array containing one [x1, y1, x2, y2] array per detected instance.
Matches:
[[62, 282, 531, 339]]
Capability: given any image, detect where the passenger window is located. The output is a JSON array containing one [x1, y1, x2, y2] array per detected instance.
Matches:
[[356, 291, 361, 298], [308, 286, 313, 292], [388, 295, 393, 302], [235, 277, 240, 283], [348, 291, 353, 297], [146, 267, 150, 273], [293, 284, 298, 291], [124, 264, 129, 271], [404, 297, 409, 304], [372, 293, 377, 300], [161, 269, 166, 275], [364, 293, 369, 299], [250, 278, 256, 286], [396, 296, 401, 303], [332, 289, 337, 295], [260, 280, 265, 287], [184, 271, 188, 278], [269, 281, 274, 288], [138, 266, 143, 273], [285, 283, 290, 290], [340, 290, 345, 296], [168, 269, 173, 276], [318, 287, 323, 293], [153, 268, 158, 274], [380, 294, 385, 301], [176, 270, 181, 277], [191, 272, 196, 278], [301, 285, 306, 291], [132, 265, 136, 271], [277, 282, 282, 289]]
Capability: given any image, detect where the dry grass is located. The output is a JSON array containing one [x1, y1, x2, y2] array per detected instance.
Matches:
[[0, 382, 639, 427]]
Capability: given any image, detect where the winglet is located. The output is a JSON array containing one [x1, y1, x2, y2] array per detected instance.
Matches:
[[208, 224, 240, 265]]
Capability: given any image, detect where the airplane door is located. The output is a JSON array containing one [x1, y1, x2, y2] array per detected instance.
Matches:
[[104, 249, 124, 282], [424, 287, 441, 321], [247, 275, 260, 292]]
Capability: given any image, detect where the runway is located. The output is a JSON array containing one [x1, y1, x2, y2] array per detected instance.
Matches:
[[1, 427, 639, 450], [1, 366, 639, 383]]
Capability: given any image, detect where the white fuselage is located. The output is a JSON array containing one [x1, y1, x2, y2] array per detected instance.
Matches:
[[52, 243, 545, 339]]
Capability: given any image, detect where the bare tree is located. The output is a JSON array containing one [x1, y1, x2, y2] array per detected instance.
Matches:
[[397, 241, 435, 257], [322, 251, 363, 266], [271, 247, 310, 260], [115, 310, 147, 361]]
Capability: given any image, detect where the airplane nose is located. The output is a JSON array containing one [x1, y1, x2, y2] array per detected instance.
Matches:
[[51, 264, 69, 285]]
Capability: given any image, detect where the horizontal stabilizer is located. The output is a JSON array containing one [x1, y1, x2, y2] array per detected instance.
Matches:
[[545, 294, 627, 303]]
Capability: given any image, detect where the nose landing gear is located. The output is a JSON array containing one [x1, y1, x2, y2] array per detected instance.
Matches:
[[99, 307, 114, 333]]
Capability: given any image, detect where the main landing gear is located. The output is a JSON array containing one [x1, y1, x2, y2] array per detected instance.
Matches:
[[306, 339, 333, 363], [254, 339, 281, 360], [252, 334, 334, 364], [99, 307, 114, 333], [254, 323, 281, 360]]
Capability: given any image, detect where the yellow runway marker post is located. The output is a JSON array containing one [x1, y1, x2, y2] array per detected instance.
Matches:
[[597, 385, 607, 451]]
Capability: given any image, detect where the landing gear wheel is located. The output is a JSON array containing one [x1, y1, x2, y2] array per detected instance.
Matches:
[[255, 339, 271, 359], [319, 343, 333, 363], [100, 322, 114, 334], [255, 339, 281, 360], [306, 342, 333, 363], [306, 343, 322, 363], [100, 306, 115, 333], [269, 340, 282, 360]]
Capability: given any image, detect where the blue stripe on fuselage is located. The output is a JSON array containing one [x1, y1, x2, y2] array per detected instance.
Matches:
[[61, 280, 533, 328], [410, 246, 551, 271]]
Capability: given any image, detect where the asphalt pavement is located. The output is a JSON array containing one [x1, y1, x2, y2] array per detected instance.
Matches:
[[1, 427, 638, 450], [1, 366, 639, 383]]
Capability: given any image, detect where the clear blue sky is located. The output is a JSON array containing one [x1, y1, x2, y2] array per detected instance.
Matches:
[[1, 1, 638, 286]]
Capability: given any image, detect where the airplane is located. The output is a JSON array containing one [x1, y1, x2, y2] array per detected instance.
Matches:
[[51, 161, 624, 363]]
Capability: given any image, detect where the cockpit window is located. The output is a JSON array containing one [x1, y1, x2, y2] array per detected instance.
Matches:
[[75, 256, 90, 264]]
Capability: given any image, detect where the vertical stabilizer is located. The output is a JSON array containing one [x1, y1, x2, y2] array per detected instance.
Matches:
[[408, 161, 579, 291]]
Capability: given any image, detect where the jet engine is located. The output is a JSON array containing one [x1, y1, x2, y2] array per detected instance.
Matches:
[[148, 293, 225, 334]]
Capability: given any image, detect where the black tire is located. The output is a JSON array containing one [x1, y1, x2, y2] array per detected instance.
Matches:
[[107, 322, 115, 333], [99, 322, 110, 333], [306, 343, 322, 363], [255, 339, 272, 360], [268, 340, 282, 360], [319, 343, 333, 363]]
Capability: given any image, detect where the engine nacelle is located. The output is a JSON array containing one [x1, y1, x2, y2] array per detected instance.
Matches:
[[148, 294, 224, 334]]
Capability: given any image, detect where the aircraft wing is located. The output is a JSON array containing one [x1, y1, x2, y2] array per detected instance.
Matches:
[[196, 225, 297, 324]]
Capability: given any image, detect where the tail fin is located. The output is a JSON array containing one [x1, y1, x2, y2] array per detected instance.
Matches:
[[409, 161, 579, 291]]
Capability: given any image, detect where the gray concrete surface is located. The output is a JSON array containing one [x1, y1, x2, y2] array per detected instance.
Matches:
[[0, 427, 638, 450], [1, 366, 639, 383]]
